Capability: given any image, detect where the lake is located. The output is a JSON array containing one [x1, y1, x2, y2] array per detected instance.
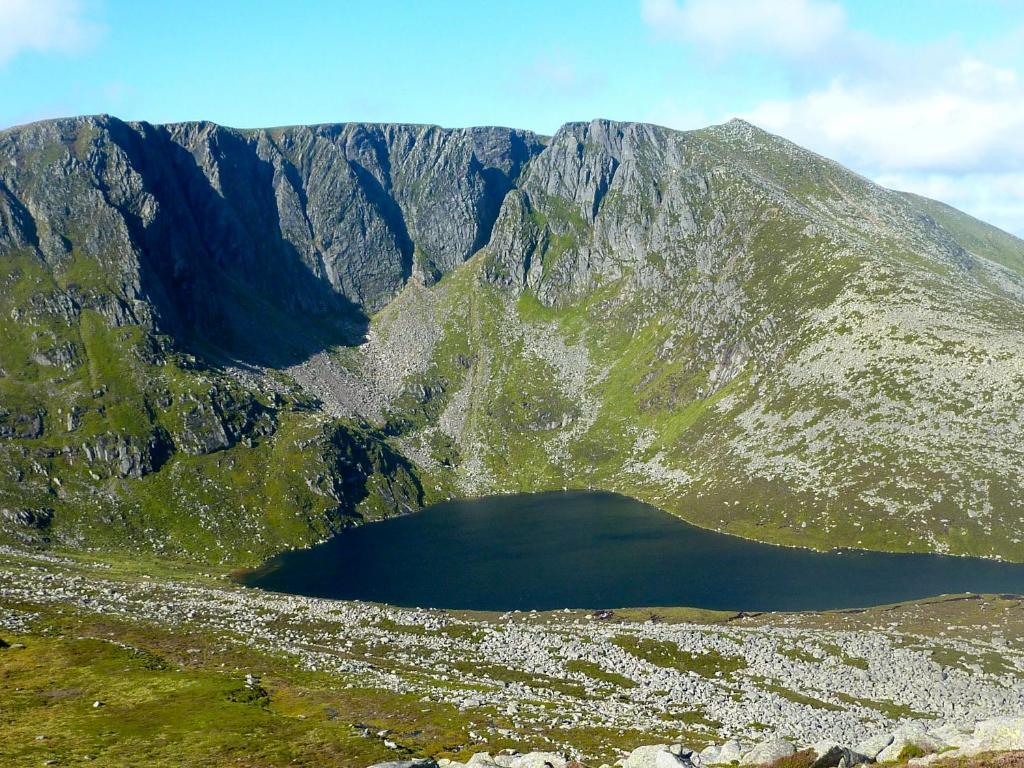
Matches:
[[240, 491, 1024, 611]]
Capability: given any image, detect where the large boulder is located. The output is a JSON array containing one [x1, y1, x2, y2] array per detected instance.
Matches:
[[963, 717, 1024, 754], [656, 750, 699, 768], [876, 727, 946, 763], [701, 741, 745, 766], [741, 739, 796, 766], [622, 746, 671, 768], [510, 753, 568, 768], [929, 724, 972, 749], [368, 761, 438, 768], [852, 734, 893, 762], [621, 745, 699, 768], [809, 746, 870, 768]]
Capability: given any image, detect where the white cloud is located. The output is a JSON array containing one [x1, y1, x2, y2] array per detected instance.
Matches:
[[639, 3, 1024, 235], [875, 172, 1024, 239], [0, 0, 103, 65], [742, 70, 1024, 174], [641, 0, 846, 58], [730, 56, 1024, 235]]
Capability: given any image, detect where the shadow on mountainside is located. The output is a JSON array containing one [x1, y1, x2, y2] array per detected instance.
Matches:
[[106, 119, 370, 368]]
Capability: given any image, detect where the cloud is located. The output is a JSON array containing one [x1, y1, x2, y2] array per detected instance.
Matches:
[[742, 64, 1024, 174], [641, 0, 846, 58], [0, 0, 103, 65], [732, 56, 1024, 235], [875, 171, 1024, 238], [638, 3, 1024, 234]]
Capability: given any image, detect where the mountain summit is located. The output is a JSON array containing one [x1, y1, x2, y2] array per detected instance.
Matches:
[[2, 115, 1023, 563]]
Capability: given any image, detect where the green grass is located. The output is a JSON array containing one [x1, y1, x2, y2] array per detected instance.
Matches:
[[0, 630, 463, 768], [832, 692, 933, 720], [611, 636, 747, 678], [565, 659, 638, 688], [757, 680, 842, 711]]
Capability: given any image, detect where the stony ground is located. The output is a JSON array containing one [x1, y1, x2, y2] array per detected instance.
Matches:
[[2, 546, 1022, 767]]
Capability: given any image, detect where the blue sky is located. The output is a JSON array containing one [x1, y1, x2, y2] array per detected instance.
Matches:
[[4, 0, 1024, 234]]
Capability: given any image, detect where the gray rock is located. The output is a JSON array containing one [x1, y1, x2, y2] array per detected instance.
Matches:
[[876, 727, 946, 763], [656, 751, 699, 768], [961, 717, 1024, 754], [509, 753, 567, 768], [852, 734, 893, 761], [467, 754, 501, 768], [623, 746, 671, 768], [702, 741, 745, 766], [741, 738, 796, 765], [367, 761, 437, 768]]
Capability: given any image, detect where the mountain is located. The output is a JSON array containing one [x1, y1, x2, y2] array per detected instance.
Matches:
[[1, 114, 1023, 565]]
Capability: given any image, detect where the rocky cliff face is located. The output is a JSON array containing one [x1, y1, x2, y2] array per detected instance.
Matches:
[[0, 116, 542, 357], [1, 114, 1023, 564]]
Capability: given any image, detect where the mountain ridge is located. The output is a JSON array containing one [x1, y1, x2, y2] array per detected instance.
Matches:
[[1, 113, 1023, 565]]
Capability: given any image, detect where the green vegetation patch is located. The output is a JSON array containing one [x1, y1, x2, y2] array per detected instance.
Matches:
[[612, 636, 747, 678]]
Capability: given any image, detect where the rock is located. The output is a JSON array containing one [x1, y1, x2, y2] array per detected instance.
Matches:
[[0, 507, 53, 530], [467, 754, 501, 768], [960, 717, 1024, 754], [510, 753, 567, 768], [741, 739, 795, 765], [0, 409, 44, 439], [702, 741, 745, 766], [876, 727, 946, 763], [657, 752, 699, 768], [810, 746, 871, 768], [92, 700, 104, 708], [620, 745, 698, 768], [852, 734, 893, 761], [811, 742, 839, 760], [367, 761, 437, 768], [929, 724, 972, 748], [623, 746, 674, 768], [810, 746, 845, 768]]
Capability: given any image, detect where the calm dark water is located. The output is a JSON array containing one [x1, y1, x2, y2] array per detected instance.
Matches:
[[241, 491, 1024, 611]]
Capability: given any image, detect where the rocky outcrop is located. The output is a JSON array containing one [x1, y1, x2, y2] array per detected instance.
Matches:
[[317, 422, 424, 519], [0, 116, 543, 363], [80, 430, 172, 479], [0, 507, 53, 529], [170, 387, 276, 456], [423, 718, 1024, 768], [0, 409, 44, 439]]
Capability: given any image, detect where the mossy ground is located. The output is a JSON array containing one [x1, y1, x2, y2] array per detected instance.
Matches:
[[0, 623, 471, 767], [0, 603, 701, 767]]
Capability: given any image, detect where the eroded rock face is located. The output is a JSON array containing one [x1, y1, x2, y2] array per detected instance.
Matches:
[[0, 116, 543, 358], [483, 119, 713, 306], [3, 114, 1024, 563], [80, 430, 172, 479], [0, 507, 53, 529], [0, 410, 44, 439]]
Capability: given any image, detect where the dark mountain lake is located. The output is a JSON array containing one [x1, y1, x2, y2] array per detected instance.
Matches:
[[241, 491, 1024, 611]]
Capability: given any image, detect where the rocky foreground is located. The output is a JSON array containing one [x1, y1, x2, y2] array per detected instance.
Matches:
[[2, 546, 1023, 766], [370, 717, 1024, 768]]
